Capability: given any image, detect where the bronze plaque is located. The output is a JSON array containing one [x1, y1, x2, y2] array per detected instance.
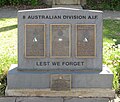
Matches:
[[50, 24, 71, 58], [25, 24, 45, 58], [76, 24, 96, 58], [51, 74, 71, 91]]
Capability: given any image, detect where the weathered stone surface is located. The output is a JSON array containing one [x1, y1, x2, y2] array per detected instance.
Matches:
[[16, 97, 62, 102], [0, 97, 16, 102], [6, 88, 115, 98], [64, 98, 110, 102]]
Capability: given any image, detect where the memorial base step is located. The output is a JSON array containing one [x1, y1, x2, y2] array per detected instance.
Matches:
[[6, 64, 113, 89], [5, 88, 115, 102]]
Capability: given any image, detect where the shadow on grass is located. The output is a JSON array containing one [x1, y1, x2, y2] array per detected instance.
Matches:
[[0, 24, 17, 33]]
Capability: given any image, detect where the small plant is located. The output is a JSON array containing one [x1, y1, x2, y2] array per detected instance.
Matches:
[[0, 75, 7, 96]]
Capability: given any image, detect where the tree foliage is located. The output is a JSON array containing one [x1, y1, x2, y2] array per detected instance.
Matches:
[[0, 0, 120, 10], [86, 0, 120, 10], [0, 0, 43, 6]]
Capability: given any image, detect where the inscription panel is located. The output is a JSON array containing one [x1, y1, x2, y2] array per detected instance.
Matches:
[[50, 24, 71, 58], [76, 24, 96, 58], [51, 74, 71, 91], [25, 24, 45, 58]]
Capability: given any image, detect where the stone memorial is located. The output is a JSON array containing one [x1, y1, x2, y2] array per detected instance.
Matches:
[[6, 7, 114, 102]]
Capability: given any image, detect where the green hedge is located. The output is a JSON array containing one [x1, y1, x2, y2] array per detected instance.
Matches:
[[0, 0, 43, 6], [0, 0, 120, 10], [86, 0, 120, 10]]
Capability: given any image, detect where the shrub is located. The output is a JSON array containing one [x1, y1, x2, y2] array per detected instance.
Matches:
[[86, 0, 120, 10], [0, 0, 43, 6]]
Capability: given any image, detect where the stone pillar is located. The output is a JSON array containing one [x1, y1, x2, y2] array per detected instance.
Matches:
[[52, 0, 83, 9], [43, 0, 86, 6], [53, 0, 55, 5], [78, 0, 80, 5], [80, 0, 86, 6], [43, 0, 52, 5]]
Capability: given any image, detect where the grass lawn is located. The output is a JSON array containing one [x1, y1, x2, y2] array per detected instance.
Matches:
[[0, 18, 17, 72], [0, 18, 120, 95], [0, 18, 17, 95]]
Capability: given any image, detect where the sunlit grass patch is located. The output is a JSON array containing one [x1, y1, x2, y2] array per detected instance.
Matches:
[[0, 18, 17, 95]]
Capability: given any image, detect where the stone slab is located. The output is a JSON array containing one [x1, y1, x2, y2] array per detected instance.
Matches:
[[15, 97, 62, 102], [18, 8, 103, 71], [0, 97, 115, 102], [0, 97, 16, 102], [6, 88, 115, 99], [64, 98, 110, 102], [6, 88, 115, 98], [7, 64, 113, 89]]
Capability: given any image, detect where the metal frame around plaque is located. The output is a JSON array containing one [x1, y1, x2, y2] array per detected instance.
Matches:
[[76, 24, 96, 58], [25, 24, 46, 58], [50, 24, 71, 58], [51, 74, 71, 91]]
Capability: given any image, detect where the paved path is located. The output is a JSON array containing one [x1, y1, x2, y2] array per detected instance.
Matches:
[[0, 7, 120, 19], [103, 10, 120, 20], [0, 97, 117, 102], [0, 7, 17, 18]]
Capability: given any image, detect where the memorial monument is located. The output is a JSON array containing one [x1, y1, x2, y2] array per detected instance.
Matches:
[[6, 1, 114, 102]]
